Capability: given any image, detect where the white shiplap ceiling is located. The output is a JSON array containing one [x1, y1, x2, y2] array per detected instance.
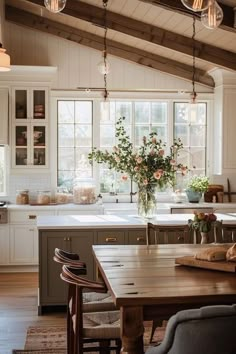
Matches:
[[5, 0, 236, 86]]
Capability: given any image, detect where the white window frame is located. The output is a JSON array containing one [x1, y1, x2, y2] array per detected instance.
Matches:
[[51, 90, 214, 201]]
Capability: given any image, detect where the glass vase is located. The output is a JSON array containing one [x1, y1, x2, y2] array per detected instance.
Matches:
[[200, 232, 208, 244], [137, 184, 157, 219]]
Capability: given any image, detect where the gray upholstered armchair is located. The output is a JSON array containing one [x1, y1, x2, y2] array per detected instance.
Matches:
[[146, 304, 236, 354]]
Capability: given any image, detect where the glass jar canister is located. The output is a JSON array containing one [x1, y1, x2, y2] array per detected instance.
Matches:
[[16, 190, 29, 205], [37, 190, 51, 205], [73, 178, 96, 204], [55, 187, 69, 204]]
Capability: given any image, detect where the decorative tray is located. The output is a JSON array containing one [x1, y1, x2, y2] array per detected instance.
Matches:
[[175, 256, 236, 273]]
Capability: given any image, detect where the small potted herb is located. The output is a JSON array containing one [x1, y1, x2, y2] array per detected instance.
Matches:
[[186, 175, 209, 203]]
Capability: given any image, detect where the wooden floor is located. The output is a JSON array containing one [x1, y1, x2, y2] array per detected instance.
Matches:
[[0, 272, 66, 354]]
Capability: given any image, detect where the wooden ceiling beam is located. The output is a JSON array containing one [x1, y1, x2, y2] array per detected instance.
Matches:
[[5, 5, 214, 87], [139, 0, 235, 32], [24, 0, 236, 71]]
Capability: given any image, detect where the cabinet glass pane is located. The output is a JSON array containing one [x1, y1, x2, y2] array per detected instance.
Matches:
[[16, 126, 27, 146], [16, 148, 27, 165], [33, 90, 45, 119], [33, 126, 45, 147], [34, 148, 45, 165], [15, 90, 27, 119]]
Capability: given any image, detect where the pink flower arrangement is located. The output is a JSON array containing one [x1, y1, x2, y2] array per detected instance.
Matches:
[[188, 212, 217, 233], [88, 117, 188, 189]]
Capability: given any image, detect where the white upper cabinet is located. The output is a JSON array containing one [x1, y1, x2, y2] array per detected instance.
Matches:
[[0, 88, 9, 145], [11, 86, 48, 168]]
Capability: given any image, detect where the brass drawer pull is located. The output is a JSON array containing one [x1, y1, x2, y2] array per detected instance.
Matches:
[[137, 237, 145, 242], [105, 237, 117, 242], [28, 215, 37, 219], [64, 237, 71, 241]]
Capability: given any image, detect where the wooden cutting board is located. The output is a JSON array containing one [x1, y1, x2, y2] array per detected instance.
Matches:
[[175, 256, 236, 273]]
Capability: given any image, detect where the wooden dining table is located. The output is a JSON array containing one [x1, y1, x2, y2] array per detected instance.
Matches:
[[92, 243, 236, 354]]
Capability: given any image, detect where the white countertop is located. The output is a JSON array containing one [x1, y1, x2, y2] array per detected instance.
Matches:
[[37, 212, 236, 230], [37, 214, 147, 229], [7, 203, 104, 211], [7, 202, 236, 212]]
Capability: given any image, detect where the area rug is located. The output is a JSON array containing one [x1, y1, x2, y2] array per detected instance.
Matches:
[[13, 350, 66, 354], [13, 321, 155, 353]]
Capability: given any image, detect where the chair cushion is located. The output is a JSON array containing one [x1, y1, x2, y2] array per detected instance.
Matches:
[[69, 291, 115, 314], [72, 310, 120, 339], [83, 291, 115, 312]]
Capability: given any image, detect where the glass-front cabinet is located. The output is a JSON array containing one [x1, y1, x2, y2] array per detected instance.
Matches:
[[11, 87, 48, 168]]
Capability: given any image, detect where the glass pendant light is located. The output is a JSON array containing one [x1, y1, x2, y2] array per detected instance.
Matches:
[[0, 44, 11, 72], [181, 0, 209, 12], [101, 97, 110, 121], [97, 51, 111, 75], [44, 0, 66, 13], [201, 0, 223, 29]]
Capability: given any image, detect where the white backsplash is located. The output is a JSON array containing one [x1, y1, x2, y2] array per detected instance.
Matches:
[[8, 173, 52, 204]]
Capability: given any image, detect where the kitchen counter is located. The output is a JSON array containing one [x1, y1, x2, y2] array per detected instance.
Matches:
[[7, 203, 104, 211], [37, 212, 236, 230], [7, 201, 236, 213], [37, 214, 146, 229]]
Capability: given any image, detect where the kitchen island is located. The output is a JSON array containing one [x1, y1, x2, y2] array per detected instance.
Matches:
[[37, 212, 236, 314], [37, 214, 148, 314]]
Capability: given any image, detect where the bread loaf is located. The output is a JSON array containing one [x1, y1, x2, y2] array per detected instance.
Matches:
[[195, 246, 229, 262], [226, 243, 236, 262]]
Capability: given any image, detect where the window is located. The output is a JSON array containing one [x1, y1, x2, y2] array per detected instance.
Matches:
[[174, 102, 207, 189], [57, 100, 93, 191], [57, 98, 207, 194]]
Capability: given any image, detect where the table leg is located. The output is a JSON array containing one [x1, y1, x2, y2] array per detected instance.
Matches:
[[120, 306, 144, 354]]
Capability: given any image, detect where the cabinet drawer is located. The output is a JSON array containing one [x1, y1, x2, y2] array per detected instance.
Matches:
[[10, 210, 55, 224], [128, 230, 147, 245], [97, 230, 125, 244]]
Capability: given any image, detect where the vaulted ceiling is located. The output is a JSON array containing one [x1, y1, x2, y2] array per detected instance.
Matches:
[[4, 0, 236, 87]]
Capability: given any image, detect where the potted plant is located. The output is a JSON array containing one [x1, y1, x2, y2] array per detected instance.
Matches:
[[186, 175, 209, 203], [188, 211, 217, 244]]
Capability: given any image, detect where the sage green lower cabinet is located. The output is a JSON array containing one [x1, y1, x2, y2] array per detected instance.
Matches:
[[38, 229, 95, 314], [38, 226, 190, 314]]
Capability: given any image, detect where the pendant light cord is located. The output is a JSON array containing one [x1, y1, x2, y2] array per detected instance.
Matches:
[[103, 0, 108, 100], [191, 15, 197, 103]]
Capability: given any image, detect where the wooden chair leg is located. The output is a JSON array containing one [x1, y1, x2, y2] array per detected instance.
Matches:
[[115, 339, 122, 354], [67, 285, 74, 354], [99, 339, 110, 354]]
